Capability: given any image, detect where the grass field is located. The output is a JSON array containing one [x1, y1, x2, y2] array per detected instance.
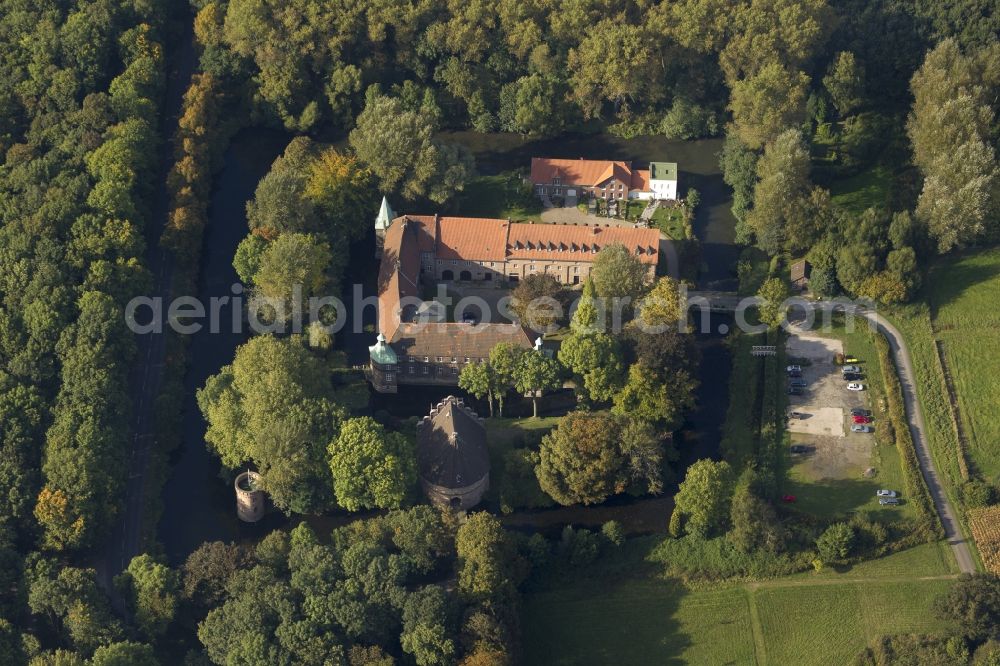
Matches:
[[829, 165, 892, 214], [522, 543, 957, 665], [454, 172, 544, 221], [923, 248, 1000, 481], [888, 248, 1000, 487], [483, 416, 560, 511]]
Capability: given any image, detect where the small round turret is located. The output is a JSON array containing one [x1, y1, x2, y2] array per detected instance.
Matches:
[[234, 471, 265, 522]]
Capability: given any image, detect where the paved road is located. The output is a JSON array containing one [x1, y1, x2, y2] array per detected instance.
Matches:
[[690, 293, 977, 574], [861, 310, 976, 574]]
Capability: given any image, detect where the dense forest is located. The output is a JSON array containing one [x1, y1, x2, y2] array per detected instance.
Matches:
[[0, 0, 998, 662], [189, 0, 1000, 301]]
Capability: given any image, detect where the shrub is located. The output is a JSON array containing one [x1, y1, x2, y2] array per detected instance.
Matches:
[[816, 523, 855, 561], [558, 526, 601, 569], [964, 480, 996, 508], [602, 521, 625, 547]]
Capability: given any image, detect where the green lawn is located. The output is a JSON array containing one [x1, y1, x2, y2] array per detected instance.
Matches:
[[830, 165, 892, 214], [453, 172, 544, 221], [753, 579, 953, 666], [521, 543, 957, 666], [651, 205, 687, 240]]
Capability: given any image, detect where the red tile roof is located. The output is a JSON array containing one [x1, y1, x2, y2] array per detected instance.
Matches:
[[377, 215, 661, 340], [437, 217, 510, 262], [506, 224, 659, 265], [630, 169, 650, 191], [530, 157, 634, 187]]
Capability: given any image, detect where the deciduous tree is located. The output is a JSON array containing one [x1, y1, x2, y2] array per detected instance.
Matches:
[[198, 335, 345, 513], [535, 411, 628, 505], [671, 459, 734, 538], [328, 417, 416, 511], [513, 352, 562, 418]]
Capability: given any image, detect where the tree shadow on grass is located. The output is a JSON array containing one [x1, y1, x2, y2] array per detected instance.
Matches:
[[783, 476, 886, 519], [925, 252, 1000, 320], [520, 574, 693, 666]]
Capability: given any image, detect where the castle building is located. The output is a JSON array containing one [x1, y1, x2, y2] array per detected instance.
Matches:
[[417, 396, 490, 510], [368, 211, 661, 393]]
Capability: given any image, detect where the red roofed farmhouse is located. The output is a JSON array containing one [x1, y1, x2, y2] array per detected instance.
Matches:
[[368, 206, 661, 393], [530, 157, 678, 201]]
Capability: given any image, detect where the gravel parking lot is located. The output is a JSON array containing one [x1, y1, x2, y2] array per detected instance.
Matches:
[[786, 331, 874, 480]]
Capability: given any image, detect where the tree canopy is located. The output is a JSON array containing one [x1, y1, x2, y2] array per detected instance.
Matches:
[[197, 335, 346, 513]]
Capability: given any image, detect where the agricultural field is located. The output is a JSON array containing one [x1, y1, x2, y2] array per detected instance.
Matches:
[[521, 543, 957, 666], [968, 506, 1000, 574]]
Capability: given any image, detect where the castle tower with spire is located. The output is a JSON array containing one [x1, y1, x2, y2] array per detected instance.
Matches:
[[374, 195, 395, 257]]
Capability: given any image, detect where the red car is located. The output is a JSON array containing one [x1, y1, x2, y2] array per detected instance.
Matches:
[[781, 494, 797, 503], [853, 415, 873, 424]]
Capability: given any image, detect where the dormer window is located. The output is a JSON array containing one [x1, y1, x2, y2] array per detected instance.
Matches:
[[552, 176, 561, 186]]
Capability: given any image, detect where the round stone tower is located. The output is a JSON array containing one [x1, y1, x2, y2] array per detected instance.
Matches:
[[234, 471, 265, 523]]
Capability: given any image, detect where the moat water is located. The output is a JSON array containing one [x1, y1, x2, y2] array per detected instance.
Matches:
[[158, 129, 739, 563]]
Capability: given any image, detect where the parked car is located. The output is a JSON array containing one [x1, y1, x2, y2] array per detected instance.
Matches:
[[844, 356, 860, 364], [789, 379, 808, 388], [787, 369, 802, 378], [847, 383, 864, 391], [790, 445, 809, 454], [786, 365, 802, 374], [853, 415, 873, 424], [461, 312, 478, 324], [876, 489, 897, 498], [843, 372, 862, 381], [842, 365, 861, 374], [789, 411, 806, 420], [787, 387, 803, 395], [851, 424, 873, 433], [851, 408, 872, 417], [879, 497, 900, 506], [781, 494, 797, 503]]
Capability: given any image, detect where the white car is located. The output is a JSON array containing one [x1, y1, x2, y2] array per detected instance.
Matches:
[[847, 383, 864, 391], [842, 365, 861, 374], [876, 489, 897, 498], [786, 365, 802, 374]]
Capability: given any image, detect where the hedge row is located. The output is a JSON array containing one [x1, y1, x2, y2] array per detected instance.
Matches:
[[873, 332, 944, 541]]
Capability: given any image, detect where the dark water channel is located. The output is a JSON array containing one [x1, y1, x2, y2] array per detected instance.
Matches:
[[158, 130, 739, 562], [158, 129, 290, 563]]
